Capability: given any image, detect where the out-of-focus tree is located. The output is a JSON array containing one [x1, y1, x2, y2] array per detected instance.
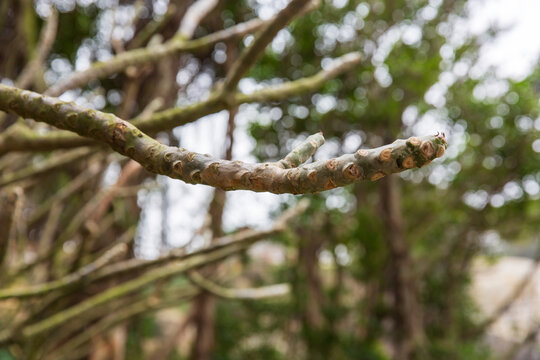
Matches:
[[0, 0, 539, 359]]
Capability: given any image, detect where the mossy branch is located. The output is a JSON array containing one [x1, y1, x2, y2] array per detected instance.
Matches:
[[0, 201, 306, 343], [0, 188, 18, 268], [44, 16, 268, 97], [0, 84, 446, 194], [0, 147, 94, 188], [0, 51, 362, 154], [48, 287, 199, 359], [188, 271, 290, 300], [0, 243, 127, 300]]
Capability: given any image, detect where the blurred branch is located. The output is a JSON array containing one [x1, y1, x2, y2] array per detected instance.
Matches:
[[8, 185, 142, 279], [88, 199, 310, 284], [177, 0, 220, 39], [0, 52, 361, 153], [0, 200, 308, 347], [0, 123, 95, 154], [27, 161, 103, 225], [0, 188, 19, 268], [128, 4, 177, 49], [188, 271, 290, 300], [16, 7, 58, 89], [19, 244, 250, 339], [507, 321, 540, 360], [44, 16, 268, 97], [49, 287, 199, 360], [234, 52, 361, 103], [0, 147, 94, 188], [0, 243, 128, 300], [0, 85, 446, 194], [221, 0, 315, 94]]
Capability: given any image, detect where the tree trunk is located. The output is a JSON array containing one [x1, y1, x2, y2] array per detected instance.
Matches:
[[379, 174, 425, 360]]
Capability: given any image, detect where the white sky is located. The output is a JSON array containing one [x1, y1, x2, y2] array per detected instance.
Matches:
[[469, 0, 540, 80]]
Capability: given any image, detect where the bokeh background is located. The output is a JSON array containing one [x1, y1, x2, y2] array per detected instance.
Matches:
[[1, 0, 540, 359]]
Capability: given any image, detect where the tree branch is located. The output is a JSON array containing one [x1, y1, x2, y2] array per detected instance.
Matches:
[[221, 0, 312, 93], [177, 0, 220, 40], [48, 287, 199, 359], [0, 243, 127, 300], [0, 147, 94, 188], [0, 84, 447, 194], [188, 271, 290, 300], [44, 16, 267, 97], [0, 200, 306, 343], [0, 188, 18, 268], [0, 51, 362, 154], [16, 7, 58, 89]]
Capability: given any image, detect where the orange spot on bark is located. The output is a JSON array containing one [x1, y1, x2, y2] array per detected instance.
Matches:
[[173, 161, 183, 174], [343, 162, 361, 179], [421, 141, 434, 158], [436, 146, 445, 158], [325, 159, 338, 171], [379, 148, 392, 162], [324, 179, 336, 190], [308, 170, 317, 183], [403, 156, 416, 169], [370, 172, 385, 181], [407, 137, 421, 147]]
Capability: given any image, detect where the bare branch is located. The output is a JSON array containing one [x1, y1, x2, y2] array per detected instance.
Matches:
[[0, 52, 362, 154], [19, 243, 250, 339], [0, 147, 94, 188], [128, 4, 177, 49], [0, 243, 128, 300], [221, 0, 312, 93], [44, 16, 267, 97], [16, 7, 58, 89], [0, 84, 447, 193], [177, 0, 220, 39], [89, 200, 309, 283], [188, 271, 290, 300], [27, 162, 103, 225], [0, 188, 18, 268], [48, 287, 199, 359], [0, 200, 306, 344]]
